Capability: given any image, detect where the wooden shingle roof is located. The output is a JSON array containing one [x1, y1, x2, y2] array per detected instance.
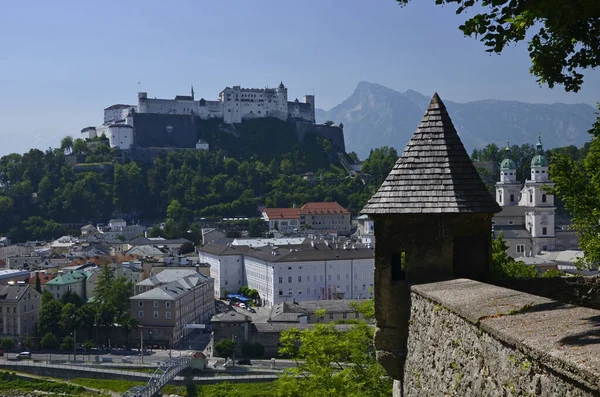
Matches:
[[361, 93, 501, 215]]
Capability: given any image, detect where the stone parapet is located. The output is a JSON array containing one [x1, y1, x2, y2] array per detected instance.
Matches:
[[401, 279, 600, 397]]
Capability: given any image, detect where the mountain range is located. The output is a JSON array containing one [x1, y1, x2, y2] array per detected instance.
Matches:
[[316, 81, 598, 159]]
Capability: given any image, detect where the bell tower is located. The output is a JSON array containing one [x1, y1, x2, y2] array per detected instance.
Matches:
[[496, 142, 521, 206], [523, 136, 556, 253]]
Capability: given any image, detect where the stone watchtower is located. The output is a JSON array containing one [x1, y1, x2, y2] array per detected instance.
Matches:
[[361, 93, 501, 394]]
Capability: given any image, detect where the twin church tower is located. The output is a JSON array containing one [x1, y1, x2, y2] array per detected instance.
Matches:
[[493, 138, 556, 256]]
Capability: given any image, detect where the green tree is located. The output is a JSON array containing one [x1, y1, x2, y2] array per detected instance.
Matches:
[[72, 139, 88, 154], [41, 333, 58, 349], [361, 146, 398, 187], [60, 136, 74, 154], [60, 291, 83, 308], [82, 339, 95, 352], [248, 218, 267, 237], [548, 111, 600, 268], [491, 232, 538, 279], [324, 120, 335, 126], [396, 0, 600, 92], [61, 335, 74, 351], [349, 298, 374, 322], [23, 335, 33, 350], [116, 312, 139, 348], [38, 299, 64, 336], [214, 339, 236, 358], [41, 290, 54, 305], [0, 338, 15, 351], [276, 323, 392, 397], [93, 264, 115, 304], [179, 241, 195, 255], [60, 303, 80, 335]]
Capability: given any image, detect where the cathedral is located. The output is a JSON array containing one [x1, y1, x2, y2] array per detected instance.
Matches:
[[492, 137, 578, 258]]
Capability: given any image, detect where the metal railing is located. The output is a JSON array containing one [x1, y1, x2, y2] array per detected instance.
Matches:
[[0, 358, 154, 378], [122, 357, 190, 397]]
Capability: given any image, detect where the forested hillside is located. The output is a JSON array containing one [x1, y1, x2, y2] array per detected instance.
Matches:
[[0, 119, 398, 243]]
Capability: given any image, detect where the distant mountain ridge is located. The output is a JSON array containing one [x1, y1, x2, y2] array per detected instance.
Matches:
[[316, 81, 597, 159]]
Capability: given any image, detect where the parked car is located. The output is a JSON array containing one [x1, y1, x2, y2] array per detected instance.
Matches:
[[237, 359, 252, 365], [0, 349, 4, 356], [16, 352, 32, 359], [239, 303, 246, 309]]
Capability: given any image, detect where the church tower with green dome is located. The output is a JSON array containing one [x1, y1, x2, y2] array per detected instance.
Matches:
[[495, 142, 521, 206], [520, 135, 556, 253], [529, 136, 550, 182]]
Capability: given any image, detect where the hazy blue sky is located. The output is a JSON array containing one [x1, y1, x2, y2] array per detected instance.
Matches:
[[1, 0, 599, 155]]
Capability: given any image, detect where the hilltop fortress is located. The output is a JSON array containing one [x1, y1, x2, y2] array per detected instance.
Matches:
[[81, 82, 344, 153], [138, 82, 315, 124]]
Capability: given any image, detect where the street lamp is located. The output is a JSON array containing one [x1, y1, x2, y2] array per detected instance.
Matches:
[[231, 335, 237, 367]]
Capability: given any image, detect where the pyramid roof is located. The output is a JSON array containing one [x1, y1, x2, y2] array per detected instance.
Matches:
[[361, 93, 501, 215]]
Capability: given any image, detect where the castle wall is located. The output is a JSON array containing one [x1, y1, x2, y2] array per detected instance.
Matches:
[[138, 97, 197, 116], [293, 122, 346, 152], [133, 113, 198, 148], [402, 279, 600, 397]]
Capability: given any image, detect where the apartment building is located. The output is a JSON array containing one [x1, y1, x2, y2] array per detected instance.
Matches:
[[262, 202, 352, 235], [0, 284, 42, 338], [130, 272, 214, 347], [43, 270, 93, 300]]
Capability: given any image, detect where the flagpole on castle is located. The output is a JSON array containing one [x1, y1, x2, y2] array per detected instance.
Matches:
[[138, 81, 141, 92]]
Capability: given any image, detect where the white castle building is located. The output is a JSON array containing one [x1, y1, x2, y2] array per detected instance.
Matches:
[[82, 82, 316, 150]]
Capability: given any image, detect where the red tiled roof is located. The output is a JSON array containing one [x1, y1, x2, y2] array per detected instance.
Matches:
[[263, 208, 300, 220], [28, 273, 58, 285], [299, 202, 349, 215]]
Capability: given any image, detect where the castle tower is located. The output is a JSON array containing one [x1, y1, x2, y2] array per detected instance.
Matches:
[[522, 136, 555, 252], [137, 92, 148, 113], [303, 95, 315, 123], [276, 81, 288, 118], [496, 142, 520, 206], [361, 93, 501, 395]]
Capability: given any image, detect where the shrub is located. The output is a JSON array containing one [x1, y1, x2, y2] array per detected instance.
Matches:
[[0, 337, 15, 351], [41, 332, 58, 349], [214, 339, 236, 358]]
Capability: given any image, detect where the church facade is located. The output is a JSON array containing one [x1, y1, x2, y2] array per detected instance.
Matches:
[[492, 138, 578, 258]]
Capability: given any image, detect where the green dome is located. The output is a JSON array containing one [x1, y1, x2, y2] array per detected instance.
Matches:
[[531, 154, 549, 167], [500, 158, 517, 170], [530, 136, 548, 167]]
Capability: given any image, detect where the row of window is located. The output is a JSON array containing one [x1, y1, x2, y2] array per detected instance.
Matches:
[[138, 310, 172, 319], [307, 312, 359, 321], [278, 273, 372, 284], [138, 301, 171, 309]]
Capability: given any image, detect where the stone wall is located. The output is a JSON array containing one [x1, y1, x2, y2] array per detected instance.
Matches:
[[402, 279, 600, 397], [293, 121, 346, 152]]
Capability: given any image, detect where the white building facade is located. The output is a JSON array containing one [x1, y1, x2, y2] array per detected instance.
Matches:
[[199, 241, 374, 307]]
